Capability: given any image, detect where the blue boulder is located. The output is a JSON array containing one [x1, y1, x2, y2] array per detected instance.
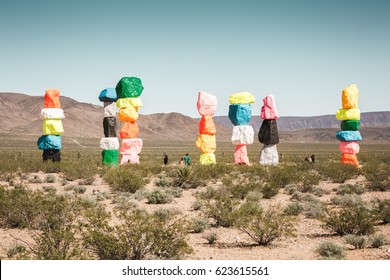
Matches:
[[37, 135, 62, 150], [98, 88, 117, 102], [229, 104, 252, 126], [336, 130, 362, 142]]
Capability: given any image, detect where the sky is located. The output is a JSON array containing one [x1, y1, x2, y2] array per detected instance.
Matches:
[[1, 0, 389, 117]]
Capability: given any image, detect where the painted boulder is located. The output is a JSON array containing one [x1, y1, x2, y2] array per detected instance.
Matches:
[[234, 144, 249, 165], [199, 116, 216, 135], [103, 117, 117, 137], [197, 91, 217, 116], [196, 134, 216, 154], [118, 106, 139, 122], [44, 89, 60, 108], [119, 138, 143, 154], [40, 108, 65, 119], [104, 102, 117, 117], [120, 121, 139, 139], [341, 120, 360, 131], [43, 119, 64, 135], [258, 120, 279, 145], [341, 153, 359, 167], [120, 152, 140, 164], [260, 95, 279, 120], [228, 104, 252, 126], [116, 97, 143, 109], [115, 77, 144, 99], [102, 149, 119, 166], [259, 144, 279, 165], [342, 84, 358, 109], [231, 125, 254, 145], [37, 135, 62, 150], [99, 88, 117, 102], [339, 141, 360, 154], [100, 137, 120, 150], [199, 153, 216, 165], [228, 92, 255, 104], [336, 131, 362, 142], [336, 108, 360, 121]]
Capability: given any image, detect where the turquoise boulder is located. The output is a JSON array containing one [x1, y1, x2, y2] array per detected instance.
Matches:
[[336, 131, 362, 142], [37, 135, 62, 150], [228, 104, 252, 126], [99, 88, 117, 102]]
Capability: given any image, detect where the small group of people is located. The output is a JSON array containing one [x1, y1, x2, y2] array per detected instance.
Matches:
[[305, 154, 316, 163], [163, 152, 191, 167]]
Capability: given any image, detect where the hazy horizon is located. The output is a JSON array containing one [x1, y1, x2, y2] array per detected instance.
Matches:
[[1, 0, 389, 117]]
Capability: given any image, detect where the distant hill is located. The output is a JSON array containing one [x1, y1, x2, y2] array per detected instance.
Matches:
[[1, 92, 389, 143]]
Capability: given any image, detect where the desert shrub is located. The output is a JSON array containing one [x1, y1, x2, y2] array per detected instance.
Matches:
[[147, 189, 173, 204], [84, 208, 192, 260], [317, 162, 359, 183], [260, 182, 280, 199], [302, 200, 327, 219], [245, 190, 263, 202], [0, 186, 41, 228], [45, 175, 56, 183], [368, 233, 387, 248], [324, 205, 377, 236], [300, 173, 322, 192], [103, 165, 148, 193], [73, 186, 87, 194], [317, 241, 346, 260], [335, 184, 365, 195], [153, 208, 179, 220], [7, 244, 29, 259], [345, 234, 366, 249], [375, 199, 390, 224], [330, 194, 365, 207], [203, 231, 217, 244], [42, 186, 57, 194], [29, 175, 42, 184], [194, 164, 232, 181], [226, 178, 262, 199], [236, 204, 295, 246], [173, 166, 202, 188], [363, 163, 390, 191], [192, 200, 204, 211], [197, 186, 217, 200], [202, 189, 240, 227], [156, 177, 171, 187], [267, 165, 300, 187], [167, 187, 183, 198], [189, 217, 210, 233], [284, 202, 304, 216]]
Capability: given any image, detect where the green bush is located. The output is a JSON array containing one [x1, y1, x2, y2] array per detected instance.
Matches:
[[261, 182, 280, 199], [104, 165, 148, 193], [317, 162, 359, 183], [368, 233, 387, 248], [324, 205, 377, 236], [317, 241, 346, 260], [376, 199, 390, 224], [335, 184, 365, 195], [192, 200, 204, 211], [202, 231, 217, 245], [147, 189, 173, 204], [189, 217, 210, 233], [45, 175, 57, 183], [284, 202, 304, 216], [345, 234, 366, 249], [236, 205, 295, 246], [84, 209, 192, 260]]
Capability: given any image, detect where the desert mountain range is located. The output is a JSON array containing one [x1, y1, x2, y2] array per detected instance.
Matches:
[[1, 92, 390, 143]]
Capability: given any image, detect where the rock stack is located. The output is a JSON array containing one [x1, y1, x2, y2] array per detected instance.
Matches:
[[336, 84, 362, 167], [99, 88, 119, 166], [196, 91, 217, 165], [37, 89, 64, 162], [228, 92, 255, 165], [115, 77, 144, 164], [258, 95, 280, 165]]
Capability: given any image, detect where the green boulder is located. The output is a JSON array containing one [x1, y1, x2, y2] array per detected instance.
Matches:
[[115, 77, 144, 98], [102, 149, 118, 166]]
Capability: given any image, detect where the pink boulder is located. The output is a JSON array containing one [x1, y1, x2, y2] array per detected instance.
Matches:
[[120, 153, 139, 164], [261, 95, 279, 120], [197, 91, 217, 116], [339, 141, 360, 154], [119, 138, 143, 155], [234, 144, 249, 165]]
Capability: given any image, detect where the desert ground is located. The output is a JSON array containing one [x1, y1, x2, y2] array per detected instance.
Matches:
[[1, 139, 390, 260]]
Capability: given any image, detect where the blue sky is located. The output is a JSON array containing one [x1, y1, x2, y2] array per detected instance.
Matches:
[[1, 0, 389, 117]]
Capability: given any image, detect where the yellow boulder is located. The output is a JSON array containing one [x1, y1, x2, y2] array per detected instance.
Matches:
[[342, 84, 358, 109], [229, 92, 255, 104], [336, 108, 360, 121], [199, 153, 216, 165], [43, 119, 64, 135], [116, 97, 143, 108], [195, 134, 216, 153], [118, 106, 139, 122]]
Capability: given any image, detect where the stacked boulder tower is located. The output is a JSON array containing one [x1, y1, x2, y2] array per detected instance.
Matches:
[[258, 95, 280, 165], [228, 92, 255, 165], [336, 84, 362, 167], [99, 88, 119, 166], [115, 77, 144, 164], [196, 91, 217, 165], [37, 89, 64, 162]]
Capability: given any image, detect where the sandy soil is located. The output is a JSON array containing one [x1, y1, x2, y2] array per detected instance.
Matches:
[[1, 172, 390, 260]]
